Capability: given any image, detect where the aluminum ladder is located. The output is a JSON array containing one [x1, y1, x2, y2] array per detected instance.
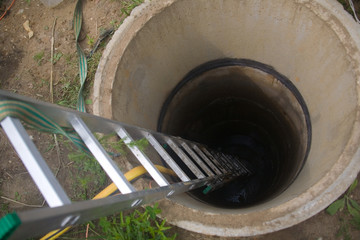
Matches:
[[0, 90, 251, 239]]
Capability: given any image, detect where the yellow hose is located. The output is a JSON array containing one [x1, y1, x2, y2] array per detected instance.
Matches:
[[41, 165, 176, 240]]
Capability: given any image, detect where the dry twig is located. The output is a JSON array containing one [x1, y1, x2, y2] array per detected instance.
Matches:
[[1, 196, 43, 208], [86, 223, 89, 239], [50, 17, 57, 103]]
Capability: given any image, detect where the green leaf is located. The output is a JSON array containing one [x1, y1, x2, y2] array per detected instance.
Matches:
[[96, 205, 175, 239], [85, 99, 92, 104], [350, 214, 360, 230], [146, 205, 157, 220], [347, 179, 358, 195], [347, 200, 360, 218], [99, 217, 111, 231], [126, 216, 131, 225], [350, 198, 360, 211], [88, 220, 95, 228], [326, 198, 345, 215]]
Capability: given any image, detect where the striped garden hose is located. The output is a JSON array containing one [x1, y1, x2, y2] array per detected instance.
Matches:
[[0, 100, 90, 155], [73, 0, 88, 113]]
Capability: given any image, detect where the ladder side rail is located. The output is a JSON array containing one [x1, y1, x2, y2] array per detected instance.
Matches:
[[1, 117, 71, 208], [9, 175, 224, 240], [204, 174, 242, 194]]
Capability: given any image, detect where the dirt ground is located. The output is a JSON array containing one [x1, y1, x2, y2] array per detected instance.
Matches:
[[1, 0, 360, 239]]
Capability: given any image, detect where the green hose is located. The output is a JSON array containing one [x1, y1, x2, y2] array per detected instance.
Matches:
[[0, 100, 90, 154]]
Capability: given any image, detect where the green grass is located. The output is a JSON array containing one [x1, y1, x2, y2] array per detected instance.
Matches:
[[326, 179, 360, 239], [54, 0, 145, 110], [60, 134, 169, 239], [56, 47, 102, 109], [337, 217, 352, 240], [0, 183, 9, 217], [107, 0, 144, 31], [55, 53, 83, 109], [127, 137, 149, 152], [0, 188, 10, 217], [61, 134, 111, 200], [56, 75, 80, 109], [110, 19, 120, 29], [14, 192, 21, 202], [97, 133, 127, 156], [33, 78, 49, 90], [0, 202, 9, 216], [120, 0, 144, 17], [63, 132, 149, 200], [51, 52, 63, 64], [87, 50, 102, 83], [87, 35, 95, 48], [337, 0, 352, 13], [68, 150, 107, 200], [61, 204, 176, 239], [33, 51, 44, 66], [97, 203, 176, 240]]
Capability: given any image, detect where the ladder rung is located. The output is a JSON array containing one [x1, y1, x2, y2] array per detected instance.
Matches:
[[220, 153, 240, 172], [200, 147, 228, 173], [221, 153, 245, 174], [70, 116, 135, 194], [165, 138, 205, 179], [117, 127, 169, 187], [211, 151, 233, 172], [180, 142, 215, 177], [144, 133, 190, 182], [1, 117, 71, 207], [192, 145, 222, 175], [231, 155, 252, 174], [223, 154, 245, 174]]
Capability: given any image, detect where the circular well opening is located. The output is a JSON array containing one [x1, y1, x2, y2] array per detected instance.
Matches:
[[94, 0, 360, 234], [158, 59, 311, 208]]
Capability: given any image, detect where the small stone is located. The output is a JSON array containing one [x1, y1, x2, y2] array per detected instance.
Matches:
[[28, 31, 34, 39], [23, 20, 34, 39]]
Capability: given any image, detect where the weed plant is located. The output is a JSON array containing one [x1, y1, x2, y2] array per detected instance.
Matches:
[[97, 203, 177, 240], [120, 0, 144, 17], [51, 52, 63, 64], [61, 134, 175, 239], [326, 179, 360, 239], [65, 133, 149, 200], [33, 51, 44, 66], [68, 150, 107, 200]]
